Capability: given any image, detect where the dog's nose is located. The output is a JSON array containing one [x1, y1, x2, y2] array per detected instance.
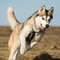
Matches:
[[46, 24, 49, 28]]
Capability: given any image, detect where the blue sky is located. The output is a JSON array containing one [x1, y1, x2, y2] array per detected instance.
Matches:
[[0, 0, 60, 26]]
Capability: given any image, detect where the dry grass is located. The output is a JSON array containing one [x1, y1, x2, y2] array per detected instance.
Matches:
[[0, 26, 60, 60]]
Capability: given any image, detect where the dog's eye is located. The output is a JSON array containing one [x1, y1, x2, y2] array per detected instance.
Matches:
[[42, 18, 44, 20], [36, 14, 39, 17]]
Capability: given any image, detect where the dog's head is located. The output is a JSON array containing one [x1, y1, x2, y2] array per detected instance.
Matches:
[[35, 5, 54, 31]]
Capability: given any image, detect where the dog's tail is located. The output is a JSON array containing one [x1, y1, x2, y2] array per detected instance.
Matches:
[[7, 7, 20, 31]]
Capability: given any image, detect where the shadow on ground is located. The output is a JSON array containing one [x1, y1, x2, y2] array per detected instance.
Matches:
[[33, 53, 60, 60]]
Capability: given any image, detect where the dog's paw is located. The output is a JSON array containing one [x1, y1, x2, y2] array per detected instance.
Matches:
[[20, 51, 25, 55], [20, 48, 25, 55]]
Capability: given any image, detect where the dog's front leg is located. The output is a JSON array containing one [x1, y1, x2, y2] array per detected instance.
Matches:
[[20, 35, 26, 55], [26, 42, 38, 51], [30, 42, 38, 48]]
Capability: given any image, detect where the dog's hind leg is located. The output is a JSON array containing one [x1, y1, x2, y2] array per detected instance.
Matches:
[[8, 48, 15, 60], [8, 47, 18, 60], [8, 43, 19, 60], [13, 49, 19, 60]]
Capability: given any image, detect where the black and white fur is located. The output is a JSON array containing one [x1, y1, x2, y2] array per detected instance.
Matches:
[[7, 5, 54, 60]]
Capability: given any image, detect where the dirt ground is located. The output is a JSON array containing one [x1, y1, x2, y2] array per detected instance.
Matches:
[[0, 26, 60, 60]]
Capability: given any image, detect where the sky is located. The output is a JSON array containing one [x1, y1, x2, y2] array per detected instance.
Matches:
[[0, 0, 60, 26]]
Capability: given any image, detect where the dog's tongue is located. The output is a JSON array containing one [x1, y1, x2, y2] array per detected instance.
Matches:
[[41, 25, 44, 29]]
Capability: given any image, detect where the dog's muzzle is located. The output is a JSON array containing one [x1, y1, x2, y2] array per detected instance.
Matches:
[[40, 24, 49, 31], [46, 24, 49, 28]]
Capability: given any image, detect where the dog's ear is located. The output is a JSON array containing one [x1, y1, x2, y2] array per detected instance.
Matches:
[[38, 5, 45, 14], [48, 7, 54, 15]]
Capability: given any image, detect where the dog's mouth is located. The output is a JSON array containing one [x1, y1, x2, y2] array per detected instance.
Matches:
[[40, 25, 46, 31]]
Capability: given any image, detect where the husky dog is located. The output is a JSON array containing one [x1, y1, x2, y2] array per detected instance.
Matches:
[[7, 5, 54, 60]]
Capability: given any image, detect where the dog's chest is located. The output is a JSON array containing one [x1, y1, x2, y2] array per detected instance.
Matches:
[[35, 32, 44, 41], [26, 31, 44, 43], [26, 31, 35, 42]]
